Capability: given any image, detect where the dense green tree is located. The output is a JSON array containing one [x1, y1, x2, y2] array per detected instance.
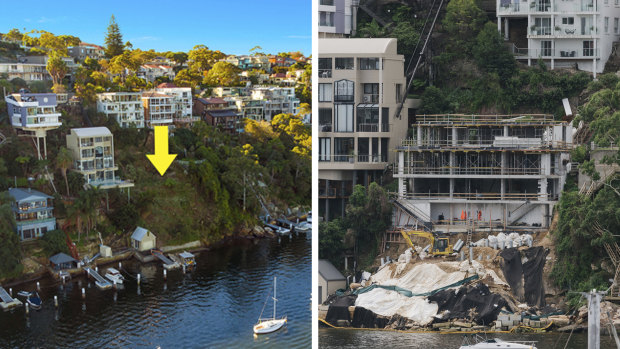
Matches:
[[188, 45, 225, 72], [56, 146, 73, 196], [442, 0, 487, 55], [40, 229, 69, 257], [319, 219, 346, 268], [203, 61, 242, 86], [104, 15, 124, 58], [46, 52, 68, 93], [174, 68, 202, 89], [473, 22, 517, 82], [0, 192, 22, 278]]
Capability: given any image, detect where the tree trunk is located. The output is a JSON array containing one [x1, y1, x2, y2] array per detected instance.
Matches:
[[62, 168, 70, 197]]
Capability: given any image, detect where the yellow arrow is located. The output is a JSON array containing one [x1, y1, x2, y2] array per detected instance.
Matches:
[[146, 126, 177, 176]]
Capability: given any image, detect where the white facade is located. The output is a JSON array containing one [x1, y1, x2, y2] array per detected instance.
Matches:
[[0, 63, 48, 81], [156, 87, 193, 121], [138, 64, 175, 83], [250, 87, 300, 121], [498, 0, 620, 76], [96, 92, 145, 128]]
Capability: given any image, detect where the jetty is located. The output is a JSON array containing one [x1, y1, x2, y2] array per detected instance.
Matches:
[[84, 267, 113, 290], [152, 250, 180, 270], [0, 286, 23, 310]]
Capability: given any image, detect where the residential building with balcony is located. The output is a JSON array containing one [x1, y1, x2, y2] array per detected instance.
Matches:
[[156, 84, 194, 124], [393, 114, 573, 233], [68, 42, 105, 61], [497, 0, 620, 76], [318, 38, 409, 221], [8, 187, 56, 241], [66, 127, 134, 190], [319, 0, 358, 38], [250, 86, 300, 121], [96, 92, 145, 128], [141, 91, 175, 127], [194, 97, 242, 133], [137, 64, 175, 83], [5, 92, 62, 159], [0, 62, 49, 81]]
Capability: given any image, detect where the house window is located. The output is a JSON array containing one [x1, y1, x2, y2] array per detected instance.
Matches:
[[334, 80, 354, 102], [583, 41, 595, 56], [605, 17, 609, 33], [356, 106, 379, 132], [615, 18, 619, 34], [562, 17, 574, 25], [320, 0, 334, 4], [334, 104, 354, 132], [363, 83, 379, 103], [534, 17, 551, 35], [319, 11, 334, 27], [540, 41, 553, 56], [358, 58, 380, 70], [334, 138, 354, 161], [319, 57, 332, 78], [396, 84, 402, 103], [319, 83, 333, 102], [319, 108, 332, 131], [319, 138, 331, 161], [335, 58, 354, 70]]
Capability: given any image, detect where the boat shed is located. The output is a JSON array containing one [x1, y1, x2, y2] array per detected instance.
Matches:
[[49, 253, 79, 270], [319, 259, 346, 304], [131, 226, 156, 252]]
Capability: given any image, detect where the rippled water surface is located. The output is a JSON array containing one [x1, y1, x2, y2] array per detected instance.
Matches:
[[320, 328, 619, 348], [0, 234, 311, 348]]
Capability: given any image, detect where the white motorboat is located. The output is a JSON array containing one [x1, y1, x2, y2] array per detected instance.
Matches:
[[253, 277, 287, 335], [104, 267, 125, 285], [295, 221, 312, 233], [459, 335, 537, 349], [18, 291, 42, 310]]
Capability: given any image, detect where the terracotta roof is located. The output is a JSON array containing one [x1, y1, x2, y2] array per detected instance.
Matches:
[[157, 83, 177, 88], [197, 97, 227, 105], [79, 42, 104, 50]]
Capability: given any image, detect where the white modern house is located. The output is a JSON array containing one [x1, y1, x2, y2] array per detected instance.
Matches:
[[96, 92, 145, 128], [155, 84, 195, 124], [5, 92, 62, 159], [497, 0, 620, 76]]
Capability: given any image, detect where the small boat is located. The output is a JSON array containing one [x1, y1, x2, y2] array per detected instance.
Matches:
[[459, 334, 537, 349], [104, 268, 125, 285], [253, 277, 287, 335], [18, 291, 42, 310], [179, 251, 196, 268], [295, 221, 312, 233], [307, 211, 312, 224]]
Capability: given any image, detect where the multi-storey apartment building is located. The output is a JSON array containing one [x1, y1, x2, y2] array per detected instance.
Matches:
[[67, 42, 105, 61], [137, 64, 175, 83], [96, 92, 145, 128], [0, 62, 48, 81], [66, 127, 134, 189], [141, 92, 174, 127], [393, 114, 573, 233], [250, 86, 300, 121], [8, 188, 56, 241], [319, 0, 358, 38], [318, 38, 409, 221], [5, 92, 62, 159], [156, 84, 194, 124], [497, 0, 620, 76]]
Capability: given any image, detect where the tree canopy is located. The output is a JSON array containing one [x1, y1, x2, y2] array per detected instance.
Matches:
[[104, 15, 124, 58]]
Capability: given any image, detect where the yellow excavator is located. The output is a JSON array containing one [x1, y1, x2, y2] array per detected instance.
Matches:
[[400, 230, 453, 256]]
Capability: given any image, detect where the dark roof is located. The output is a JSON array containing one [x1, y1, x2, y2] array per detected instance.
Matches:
[[49, 253, 78, 265], [206, 110, 239, 118], [319, 259, 346, 282]]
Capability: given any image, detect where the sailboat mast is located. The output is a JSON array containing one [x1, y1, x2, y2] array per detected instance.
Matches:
[[273, 276, 277, 319]]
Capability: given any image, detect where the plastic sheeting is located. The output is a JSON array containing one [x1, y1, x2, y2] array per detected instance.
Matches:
[[499, 246, 548, 307], [428, 283, 509, 325]]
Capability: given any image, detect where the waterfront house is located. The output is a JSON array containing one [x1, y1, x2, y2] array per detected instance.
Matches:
[[8, 188, 56, 241], [131, 227, 156, 251], [319, 259, 346, 304], [49, 253, 79, 270]]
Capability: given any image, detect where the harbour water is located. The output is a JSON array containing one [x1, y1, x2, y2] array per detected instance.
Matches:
[[319, 328, 619, 348], [0, 234, 311, 348]]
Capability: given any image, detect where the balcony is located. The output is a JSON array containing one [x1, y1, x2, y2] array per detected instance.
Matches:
[[319, 69, 332, 78], [15, 217, 55, 226], [320, 123, 332, 132], [319, 154, 388, 163], [357, 123, 391, 132], [24, 115, 61, 128], [334, 94, 354, 102]]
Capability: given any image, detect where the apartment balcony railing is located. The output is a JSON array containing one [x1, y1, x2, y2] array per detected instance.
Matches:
[[414, 114, 564, 125], [362, 94, 379, 103], [399, 138, 573, 151], [319, 187, 352, 198], [357, 123, 391, 132], [357, 154, 388, 163], [395, 166, 542, 176], [528, 48, 599, 58], [24, 115, 61, 127], [320, 0, 334, 5], [399, 192, 558, 201], [319, 123, 332, 132], [334, 95, 354, 102], [498, 1, 596, 12], [319, 69, 332, 78], [319, 154, 388, 163], [15, 217, 55, 225]]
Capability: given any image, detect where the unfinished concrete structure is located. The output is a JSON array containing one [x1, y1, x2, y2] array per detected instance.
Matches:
[[393, 114, 573, 233]]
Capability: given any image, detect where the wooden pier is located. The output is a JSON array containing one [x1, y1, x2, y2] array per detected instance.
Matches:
[[84, 268, 113, 290], [0, 286, 22, 310], [152, 250, 180, 270]]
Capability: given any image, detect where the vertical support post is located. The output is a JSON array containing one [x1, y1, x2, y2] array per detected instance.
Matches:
[[325, 179, 330, 222]]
